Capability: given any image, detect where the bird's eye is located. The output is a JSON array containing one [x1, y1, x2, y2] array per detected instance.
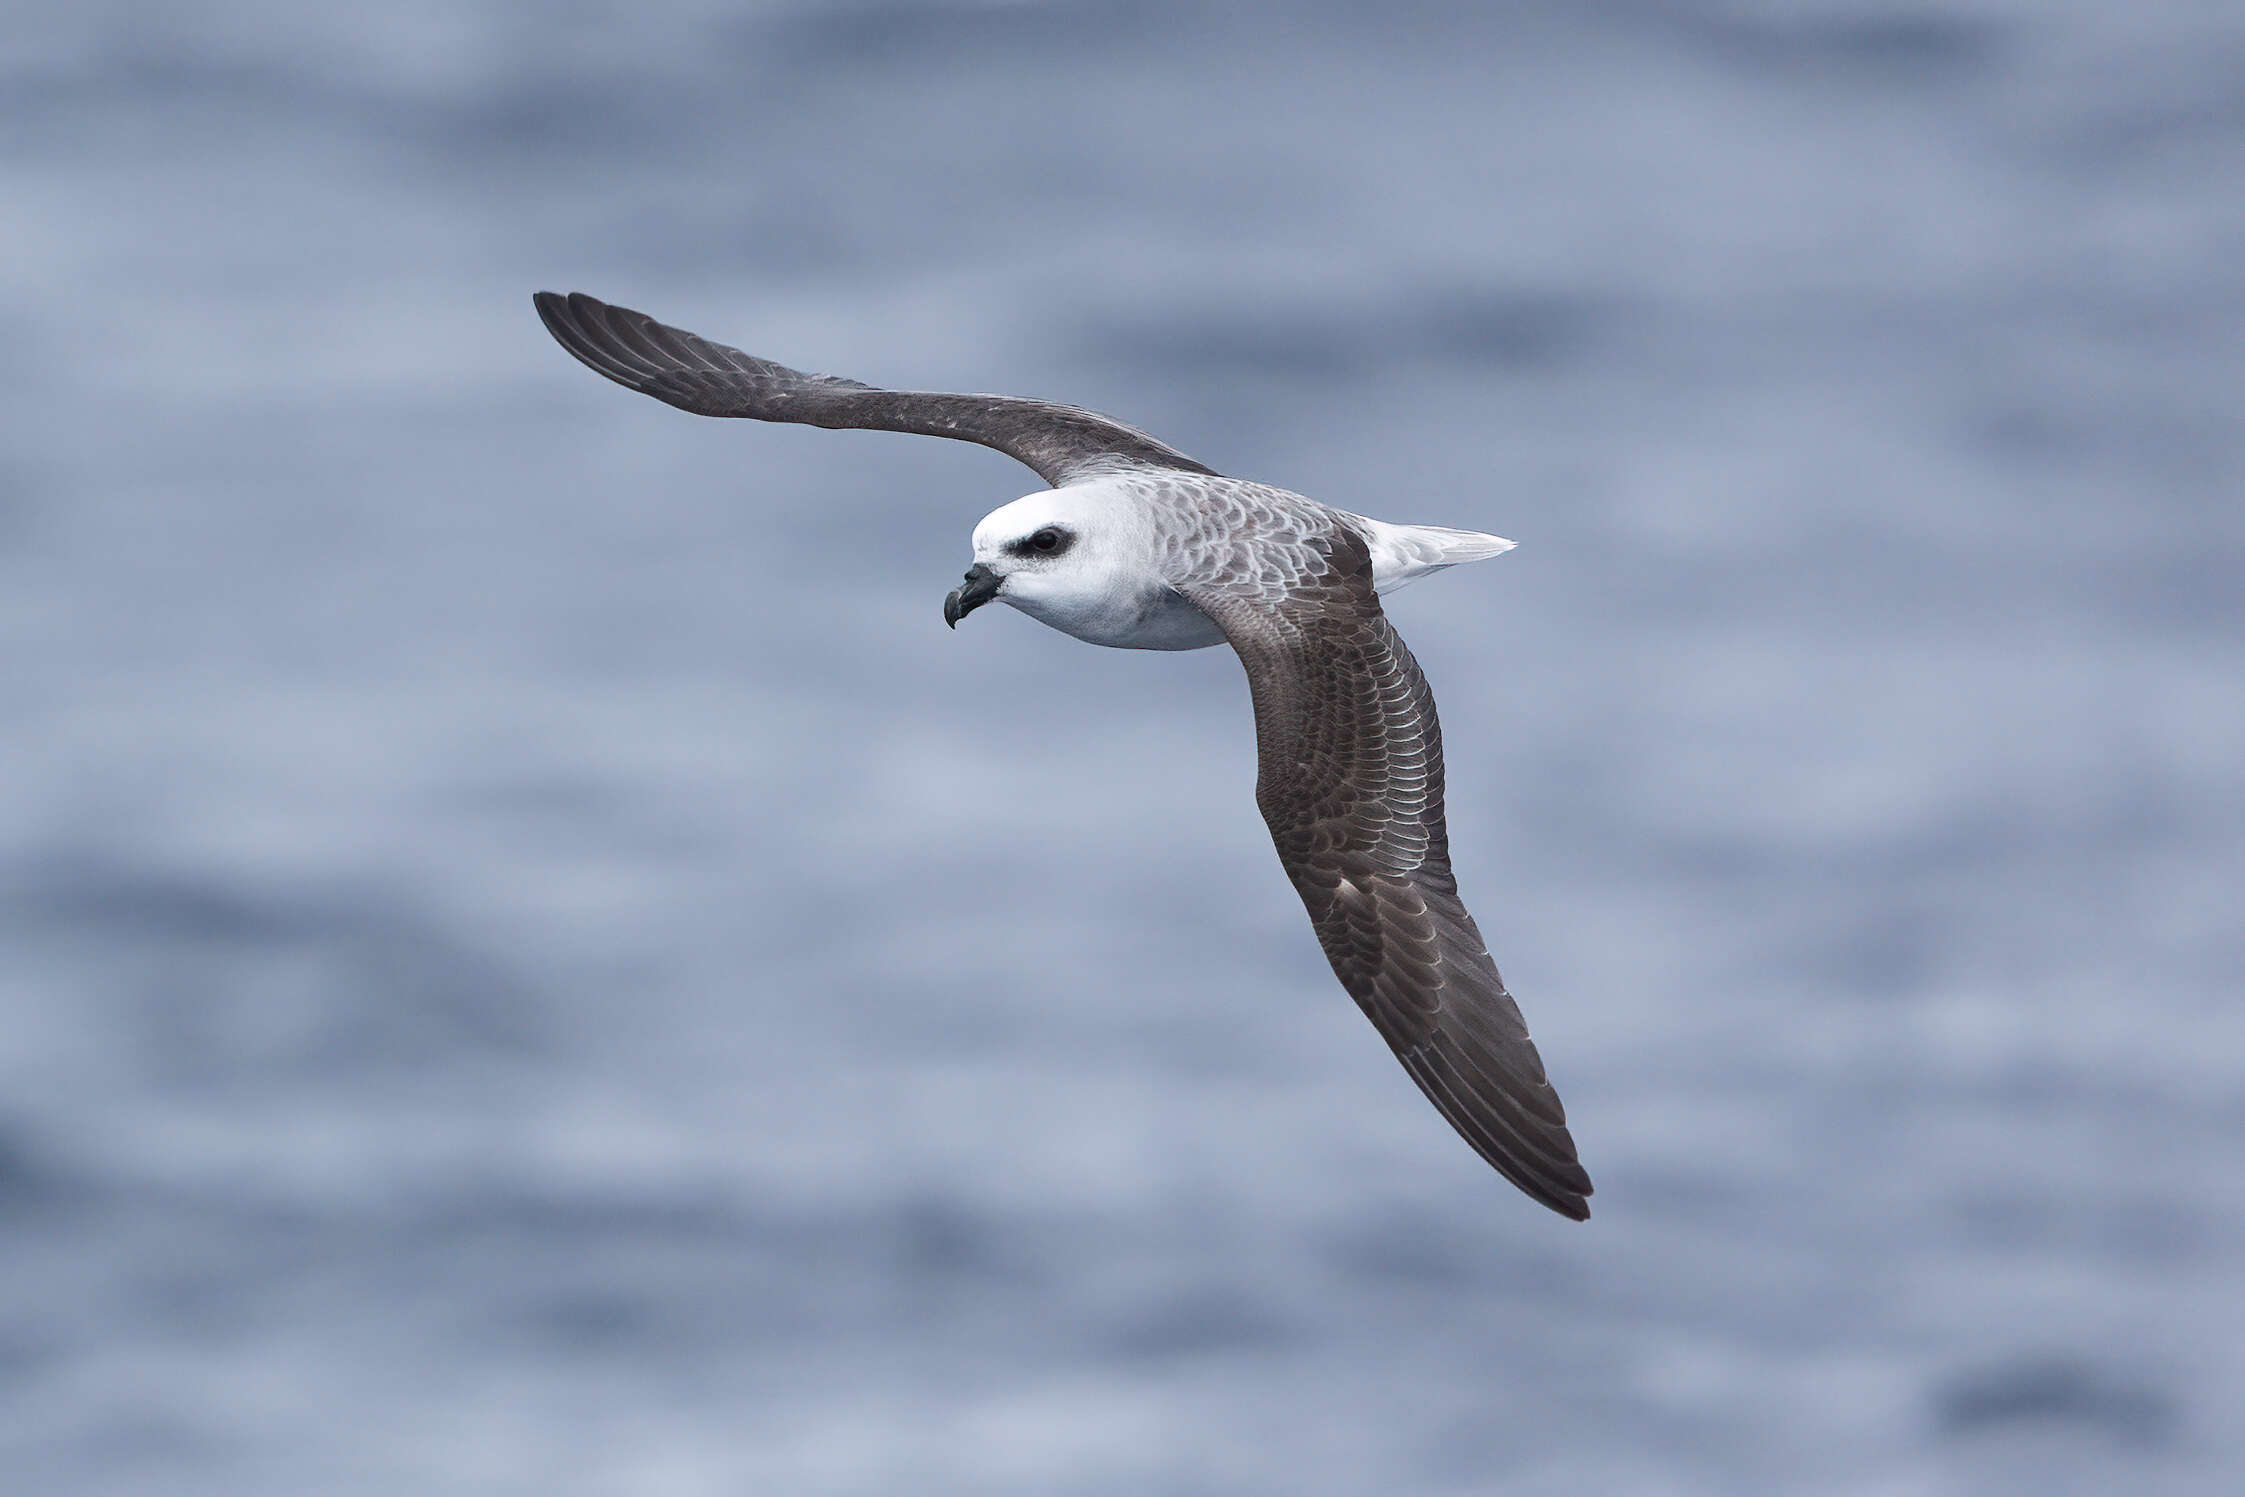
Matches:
[[1006, 526, 1071, 559]]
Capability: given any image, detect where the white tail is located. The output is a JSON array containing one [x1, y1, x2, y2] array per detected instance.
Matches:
[[1352, 516, 1517, 595]]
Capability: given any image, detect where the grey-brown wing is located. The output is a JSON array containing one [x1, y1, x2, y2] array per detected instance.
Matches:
[[1183, 529, 1593, 1219], [532, 291, 1217, 488]]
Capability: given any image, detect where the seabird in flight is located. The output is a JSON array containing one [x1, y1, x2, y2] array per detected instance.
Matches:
[[533, 291, 1594, 1220]]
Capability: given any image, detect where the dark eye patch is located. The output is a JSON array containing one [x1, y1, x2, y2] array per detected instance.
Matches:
[[1007, 527, 1072, 558]]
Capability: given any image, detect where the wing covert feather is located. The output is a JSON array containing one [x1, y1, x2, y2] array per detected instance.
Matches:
[[1182, 526, 1592, 1219]]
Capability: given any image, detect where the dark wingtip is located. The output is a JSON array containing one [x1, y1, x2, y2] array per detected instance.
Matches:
[[532, 288, 587, 354], [530, 289, 573, 334], [1542, 1156, 1594, 1220], [1539, 1160, 1594, 1221], [530, 289, 662, 394]]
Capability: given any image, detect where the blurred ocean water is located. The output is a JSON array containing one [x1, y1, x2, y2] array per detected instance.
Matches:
[[4, 1, 2242, 1492]]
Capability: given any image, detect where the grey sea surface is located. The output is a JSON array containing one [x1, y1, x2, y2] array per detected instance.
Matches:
[[5, 2, 2242, 1492]]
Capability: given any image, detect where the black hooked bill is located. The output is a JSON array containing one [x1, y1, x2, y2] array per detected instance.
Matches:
[[944, 563, 1002, 628]]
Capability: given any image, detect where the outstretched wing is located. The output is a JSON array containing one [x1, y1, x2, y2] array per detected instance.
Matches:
[[1182, 526, 1593, 1219], [532, 291, 1217, 488]]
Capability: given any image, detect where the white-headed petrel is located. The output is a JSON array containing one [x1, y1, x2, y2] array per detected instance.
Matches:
[[534, 291, 1593, 1219]]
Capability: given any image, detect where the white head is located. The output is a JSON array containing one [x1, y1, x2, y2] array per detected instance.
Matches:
[[943, 485, 1165, 646]]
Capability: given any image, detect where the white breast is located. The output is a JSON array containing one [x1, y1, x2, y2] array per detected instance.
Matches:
[[1003, 580, 1226, 651]]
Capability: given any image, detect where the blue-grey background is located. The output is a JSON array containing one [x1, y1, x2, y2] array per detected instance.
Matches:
[[5, 2, 2241, 1493]]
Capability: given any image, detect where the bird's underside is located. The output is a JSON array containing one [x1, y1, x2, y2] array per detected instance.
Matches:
[[534, 290, 1593, 1219]]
